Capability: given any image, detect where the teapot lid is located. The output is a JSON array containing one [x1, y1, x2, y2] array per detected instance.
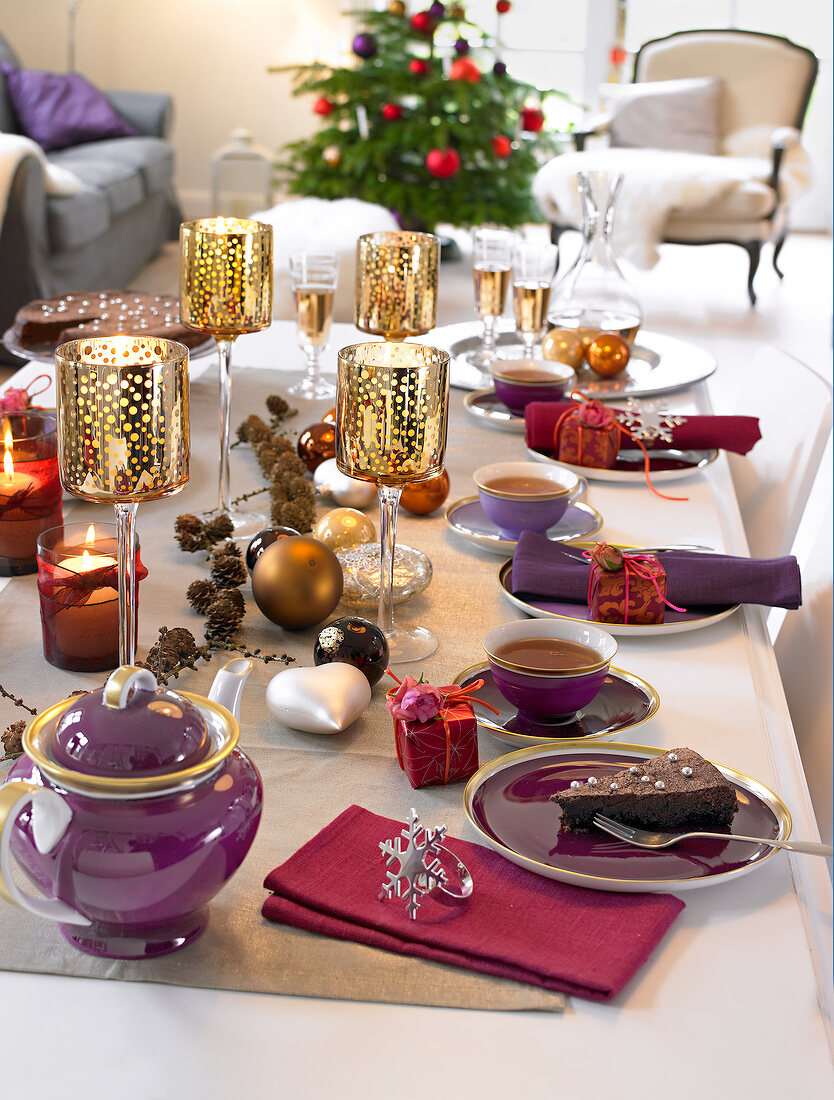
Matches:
[[51, 667, 210, 778]]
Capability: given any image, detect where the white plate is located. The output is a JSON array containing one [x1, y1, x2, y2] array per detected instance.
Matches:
[[463, 742, 791, 893], [526, 444, 719, 483], [462, 389, 524, 433], [497, 559, 740, 637]]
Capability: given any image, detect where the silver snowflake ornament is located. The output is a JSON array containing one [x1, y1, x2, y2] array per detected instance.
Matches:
[[617, 400, 687, 444], [379, 808, 448, 919]]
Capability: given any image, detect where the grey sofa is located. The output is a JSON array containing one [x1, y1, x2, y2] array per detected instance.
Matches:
[[0, 32, 181, 359]]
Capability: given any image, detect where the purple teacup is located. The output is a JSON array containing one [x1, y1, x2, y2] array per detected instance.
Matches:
[[483, 618, 618, 722], [474, 460, 579, 541], [490, 359, 575, 416]]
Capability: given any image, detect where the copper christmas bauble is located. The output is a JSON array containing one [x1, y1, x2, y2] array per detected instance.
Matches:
[[297, 422, 336, 472], [314, 507, 376, 551], [246, 526, 300, 573], [313, 616, 389, 686], [400, 469, 450, 515], [322, 145, 342, 167], [585, 332, 631, 377], [542, 328, 585, 369], [387, 0, 406, 14], [321, 407, 337, 424], [252, 536, 343, 630]]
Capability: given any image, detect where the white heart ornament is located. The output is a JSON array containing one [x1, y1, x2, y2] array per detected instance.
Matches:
[[265, 663, 372, 734]]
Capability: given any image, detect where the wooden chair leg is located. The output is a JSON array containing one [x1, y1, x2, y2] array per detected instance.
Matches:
[[773, 233, 787, 279], [742, 241, 762, 306]]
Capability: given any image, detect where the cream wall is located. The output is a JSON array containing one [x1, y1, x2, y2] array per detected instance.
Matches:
[[1, 0, 354, 216]]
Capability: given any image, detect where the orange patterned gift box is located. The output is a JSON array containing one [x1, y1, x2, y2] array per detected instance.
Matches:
[[587, 544, 669, 626], [554, 399, 620, 469]]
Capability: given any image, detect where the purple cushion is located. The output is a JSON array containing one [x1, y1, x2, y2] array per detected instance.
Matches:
[[1, 62, 138, 152]]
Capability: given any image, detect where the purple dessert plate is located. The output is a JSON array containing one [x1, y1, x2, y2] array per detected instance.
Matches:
[[463, 742, 791, 893], [452, 662, 660, 747], [498, 559, 740, 637], [462, 389, 525, 433], [446, 496, 600, 555], [526, 443, 718, 483]]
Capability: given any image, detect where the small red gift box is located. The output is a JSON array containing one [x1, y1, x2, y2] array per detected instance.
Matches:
[[589, 554, 668, 625], [554, 402, 620, 469], [393, 697, 479, 789]]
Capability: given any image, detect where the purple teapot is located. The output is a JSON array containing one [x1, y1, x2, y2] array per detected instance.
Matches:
[[0, 660, 262, 959]]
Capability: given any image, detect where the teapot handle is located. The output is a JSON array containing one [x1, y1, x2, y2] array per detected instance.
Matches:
[[0, 782, 91, 927]]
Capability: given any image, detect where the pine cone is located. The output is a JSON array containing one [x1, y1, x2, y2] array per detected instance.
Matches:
[[273, 435, 295, 455], [204, 513, 234, 543], [145, 626, 201, 677], [1, 720, 25, 760], [219, 586, 245, 614], [266, 394, 296, 425], [217, 540, 242, 559], [269, 482, 288, 507], [278, 498, 315, 533], [273, 451, 307, 478], [174, 513, 208, 553], [210, 549, 247, 589], [255, 441, 280, 477], [237, 414, 272, 446], [187, 578, 218, 614], [205, 593, 245, 641]]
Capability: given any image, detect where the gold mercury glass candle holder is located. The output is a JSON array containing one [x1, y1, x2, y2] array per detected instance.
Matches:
[[354, 231, 439, 340], [180, 217, 273, 537], [336, 341, 449, 663], [55, 336, 190, 665]]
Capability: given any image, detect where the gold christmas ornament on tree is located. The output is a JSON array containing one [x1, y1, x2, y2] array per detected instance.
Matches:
[[252, 536, 343, 630], [586, 332, 631, 377], [314, 508, 376, 551], [542, 327, 585, 369], [387, 0, 406, 14], [322, 145, 342, 167]]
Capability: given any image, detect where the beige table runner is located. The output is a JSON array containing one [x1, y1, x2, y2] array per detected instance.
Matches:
[[0, 365, 566, 1012]]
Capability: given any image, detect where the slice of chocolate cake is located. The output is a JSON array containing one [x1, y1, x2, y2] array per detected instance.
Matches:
[[551, 747, 738, 833]]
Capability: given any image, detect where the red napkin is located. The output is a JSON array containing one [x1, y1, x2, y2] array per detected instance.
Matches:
[[262, 804, 685, 1002], [525, 401, 761, 455]]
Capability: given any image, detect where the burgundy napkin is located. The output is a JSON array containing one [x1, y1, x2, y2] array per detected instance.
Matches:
[[524, 401, 761, 455], [262, 804, 685, 1002], [511, 533, 802, 610]]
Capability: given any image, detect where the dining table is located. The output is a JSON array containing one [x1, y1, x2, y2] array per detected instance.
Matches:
[[0, 319, 831, 1099]]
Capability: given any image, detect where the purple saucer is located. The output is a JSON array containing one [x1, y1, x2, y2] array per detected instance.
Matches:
[[446, 497, 602, 553], [465, 746, 788, 891]]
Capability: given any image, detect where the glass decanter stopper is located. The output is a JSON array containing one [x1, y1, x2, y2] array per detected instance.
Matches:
[[547, 171, 642, 349]]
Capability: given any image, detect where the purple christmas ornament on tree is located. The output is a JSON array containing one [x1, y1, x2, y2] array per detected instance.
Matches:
[[352, 33, 378, 59], [454, 37, 470, 54], [428, 1, 446, 17], [493, 59, 507, 76]]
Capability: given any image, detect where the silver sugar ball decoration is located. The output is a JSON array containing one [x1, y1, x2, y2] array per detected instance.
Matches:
[[654, 780, 666, 790], [609, 782, 618, 791], [570, 780, 581, 789], [640, 775, 651, 783], [629, 766, 640, 775], [668, 752, 678, 762], [681, 766, 693, 777], [587, 776, 598, 786]]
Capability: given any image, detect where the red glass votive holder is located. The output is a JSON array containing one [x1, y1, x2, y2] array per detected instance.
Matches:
[[36, 523, 146, 672], [0, 412, 63, 576]]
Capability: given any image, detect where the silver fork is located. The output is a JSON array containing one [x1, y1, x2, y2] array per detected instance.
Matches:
[[592, 814, 833, 857]]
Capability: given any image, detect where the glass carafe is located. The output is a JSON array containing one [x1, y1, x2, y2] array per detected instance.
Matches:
[[547, 171, 642, 348]]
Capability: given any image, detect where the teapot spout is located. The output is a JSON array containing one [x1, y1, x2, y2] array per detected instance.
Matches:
[[208, 658, 253, 722]]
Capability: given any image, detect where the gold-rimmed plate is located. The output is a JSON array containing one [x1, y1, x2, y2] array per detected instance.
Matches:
[[463, 389, 525, 432], [445, 495, 600, 555], [463, 742, 791, 893], [498, 559, 740, 637], [453, 662, 660, 747], [526, 443, 719, 483]]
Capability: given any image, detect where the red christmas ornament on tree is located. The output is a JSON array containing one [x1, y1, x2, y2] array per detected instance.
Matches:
[[520, 106, 545, 132], [496, 1, 512, 13], [449, 57, 481, 82], [492, 135, 512, 158], [411, 11, 435, 35], [313, 97, 334, 116], [382, 103, 403, 121], [426, 148, 460, 178], [409, 58, 430, 76]]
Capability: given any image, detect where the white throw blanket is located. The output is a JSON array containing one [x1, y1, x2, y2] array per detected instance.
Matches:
[[0, 132, 83, 234], [532, 136, 812, 268]]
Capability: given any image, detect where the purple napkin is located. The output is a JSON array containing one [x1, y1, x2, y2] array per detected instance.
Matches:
[[510, 533, 802, 610]]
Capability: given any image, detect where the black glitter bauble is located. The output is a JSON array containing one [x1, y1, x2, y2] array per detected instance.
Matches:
[[313, 616, 389, 686], [245, 526, 300, 573]]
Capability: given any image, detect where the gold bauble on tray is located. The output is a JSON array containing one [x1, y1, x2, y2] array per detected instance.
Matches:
[[585, 332, 631, 377], [541, 327, 585, 369], [251, 536, 343, 630], [314, 508, 376, 551]]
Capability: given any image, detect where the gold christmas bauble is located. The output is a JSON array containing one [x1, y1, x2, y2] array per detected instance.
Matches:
[[252, 536, 343, 630], [585, 332, 631, 377], [314, 507, 376, 551], [401, 469, 450, 515], [541, 328, 585, 369], [387, 0, 406, 14], [449, 4, 466, 17], [322, 144, 342, 167]]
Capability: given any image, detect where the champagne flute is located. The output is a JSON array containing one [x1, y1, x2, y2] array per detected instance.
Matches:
[[179, 217, 272, 538], [355, 231, 439, 340], [471, 227, 514, 372], [55, 336, 189, 665], [512, 241, 558, 357], [289, 252, 338, 400], [336, 342, 449, 663]]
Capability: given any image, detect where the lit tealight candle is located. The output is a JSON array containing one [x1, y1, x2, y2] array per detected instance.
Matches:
[[58, 524, 118, 606], [0, 414, 63, 575]]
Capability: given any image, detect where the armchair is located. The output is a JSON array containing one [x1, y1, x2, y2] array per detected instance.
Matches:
[[533, 30, 818, 305]]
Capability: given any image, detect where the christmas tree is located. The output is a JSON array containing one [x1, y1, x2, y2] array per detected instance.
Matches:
[[274, 2, 565, 232]]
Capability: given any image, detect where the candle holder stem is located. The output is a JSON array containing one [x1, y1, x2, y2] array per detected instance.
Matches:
[[377, 483, 400, 640], [114, 501, 138, 665], [217, 338, 234, 519]]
